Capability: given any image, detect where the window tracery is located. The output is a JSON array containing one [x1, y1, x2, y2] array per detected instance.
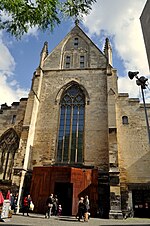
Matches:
[[0, 128, 19, 180], [57, 84, 85, 164]]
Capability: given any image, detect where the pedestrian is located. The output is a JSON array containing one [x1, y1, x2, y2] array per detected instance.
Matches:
[[57, 204, 62, 216], [53, 195, 58, 216], [6, 190, 11, 200], [45, 194, 54, 218], [84, 195, 90, 222], [0, 190, 4, 206], [10, 193, 15, 210], [22, 194, 32, 216], [6, 191, 14, 210], [13, 193, 18, 214], [77, 197, 86, 222]]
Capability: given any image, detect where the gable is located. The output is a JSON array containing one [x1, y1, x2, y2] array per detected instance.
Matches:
[[43, 25, 107, 70]]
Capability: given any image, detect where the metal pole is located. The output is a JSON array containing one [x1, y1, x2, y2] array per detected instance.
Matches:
[[141, 87, 150, 143]]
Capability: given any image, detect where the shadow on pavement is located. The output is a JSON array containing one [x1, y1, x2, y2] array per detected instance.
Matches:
[[22, 215, 44, 219], [54, 216, 79, 222], [0, 225, 28, 226]]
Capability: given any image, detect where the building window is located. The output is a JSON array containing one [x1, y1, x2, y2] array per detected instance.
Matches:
[[0, 128, 19, 180], [57, 84, 85, 164], [74, 37, 79, 47], [122, 116, 128, 125], [65, 56, 71, 68], [80, 56, 85, 68], [11, 115, 16, 124]]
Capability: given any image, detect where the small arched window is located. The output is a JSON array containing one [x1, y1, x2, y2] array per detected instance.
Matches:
[[74, 37, 79, 47], [65, 56, 71, 68], [57, 84, 85, 164], [80, 56, 85, 68], [122, 116, 128, 125]]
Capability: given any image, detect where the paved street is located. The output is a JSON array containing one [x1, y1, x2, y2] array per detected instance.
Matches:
[[0, 214, 150, 226]]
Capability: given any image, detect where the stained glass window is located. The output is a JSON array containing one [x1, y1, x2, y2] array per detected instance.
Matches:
[[0, 128, 19, 180], [57, 84, 85, 163]]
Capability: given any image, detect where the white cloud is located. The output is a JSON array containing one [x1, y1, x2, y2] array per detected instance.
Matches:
[[0, 9, 36, 106], [83, 0, 149, 99], [118, 75, 150, 102], [0, 32, 28, 105], [24, 26, 39, 38], [0, 40, 15, 74]]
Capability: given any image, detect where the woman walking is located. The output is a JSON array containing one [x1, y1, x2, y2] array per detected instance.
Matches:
[[22, 194, 32, 216], [84, 195, 90, 222]]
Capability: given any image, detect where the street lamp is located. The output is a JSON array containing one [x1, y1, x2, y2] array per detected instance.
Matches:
[[128, 71, 150, 144]]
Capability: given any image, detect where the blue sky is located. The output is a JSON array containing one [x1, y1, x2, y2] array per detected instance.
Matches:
[[0, 0, 149, 105]]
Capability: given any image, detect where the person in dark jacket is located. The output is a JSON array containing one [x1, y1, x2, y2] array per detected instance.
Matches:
[[12, 193, 18, 214], [77, 197, 86, 222], [52, 195, 58, 216], [23, 194, 32, 216], [45, 194, 54, 218]]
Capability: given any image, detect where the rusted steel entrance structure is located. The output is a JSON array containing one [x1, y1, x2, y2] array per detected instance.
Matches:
[[30, 166, 98, 216]]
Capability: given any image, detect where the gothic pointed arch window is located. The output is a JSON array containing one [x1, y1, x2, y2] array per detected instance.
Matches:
[[57, 84, 85, 164], [0, 128, 19, 180]]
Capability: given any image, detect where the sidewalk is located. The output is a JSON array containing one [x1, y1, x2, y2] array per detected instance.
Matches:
[[0, 213, 150, 226]]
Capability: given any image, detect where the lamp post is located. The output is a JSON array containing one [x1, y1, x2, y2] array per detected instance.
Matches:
[[128, 71, 150, 144]]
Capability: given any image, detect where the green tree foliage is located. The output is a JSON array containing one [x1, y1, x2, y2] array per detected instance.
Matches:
[[0, 0, 96, 38]]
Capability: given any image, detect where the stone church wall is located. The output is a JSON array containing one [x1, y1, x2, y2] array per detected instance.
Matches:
[[116, 93, 150, 183], [31, 69, 109, 172], [116, 93, 150, 208], [0, 99, 27, 136], [0, 99, 27, 184]]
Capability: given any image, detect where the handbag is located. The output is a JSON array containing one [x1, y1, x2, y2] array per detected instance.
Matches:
[[30, 201, 34, 211]]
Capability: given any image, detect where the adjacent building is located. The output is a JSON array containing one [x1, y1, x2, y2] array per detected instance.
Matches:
[[140, 0, 150, 70]]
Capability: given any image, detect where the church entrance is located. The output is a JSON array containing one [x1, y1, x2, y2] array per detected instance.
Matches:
[[54, 182, 73, 216], [30, 166, 98, 216], [132, 189, 150, 218]]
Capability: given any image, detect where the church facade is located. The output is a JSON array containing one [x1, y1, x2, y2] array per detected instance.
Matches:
[[0, 24, 150, 218]]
